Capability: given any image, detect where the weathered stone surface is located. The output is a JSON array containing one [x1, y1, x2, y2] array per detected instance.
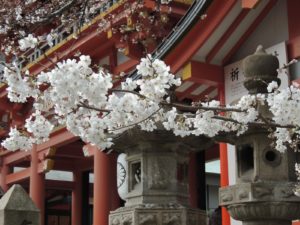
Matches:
[[124, 148, 190, 207], [220, 182, 300, 205], [112, 126, 213, 154], [112, 127, 212, 207], [220, 182, 300, 224], [109, 204, 206, 225], [110, 127, 209, 225], [243, 45, 280, 94], [234, 131, 298, 183], [0, 184, 40, 225], [219, 46, 300, 225]]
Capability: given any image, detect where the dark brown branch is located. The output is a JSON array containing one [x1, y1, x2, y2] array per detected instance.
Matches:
[[111, 89, 146, 99], [78, 102, 111, 113], [211, 116, 242, 124], [212, 115, 295, 129], [108, 107, 162, 132], [161, 101, 246, 113], [38, 0, 79, 24]]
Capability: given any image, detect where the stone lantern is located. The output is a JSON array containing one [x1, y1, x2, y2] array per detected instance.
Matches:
[[0, 184, 40, 225], [219, 46, 300, 225], [109, 128, 211, 225]]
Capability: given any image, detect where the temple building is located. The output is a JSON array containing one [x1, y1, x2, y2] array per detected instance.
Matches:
[[0, 0, 300, 225]]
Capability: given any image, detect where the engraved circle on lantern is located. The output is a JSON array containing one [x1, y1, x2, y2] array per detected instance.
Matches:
[[117, 153, 128, 200], [262, 147, 281, 167]]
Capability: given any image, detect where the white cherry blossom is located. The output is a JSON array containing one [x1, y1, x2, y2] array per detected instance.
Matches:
[[25, 111, 54, 144], [1, 54, 300, 159], [1, 128, 32, 151], [18, 34, 38, 51]]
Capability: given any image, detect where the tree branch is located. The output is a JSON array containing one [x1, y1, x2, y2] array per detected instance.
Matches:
[[78, 102, 111, 113], [212, 115, 295, 129], [111, 89, 146, 99], [38, 0, 78, 24], [108, 107, 162, 132], [161, 101, 246, 113]]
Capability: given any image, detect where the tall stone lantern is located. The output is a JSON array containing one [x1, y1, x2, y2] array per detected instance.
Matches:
[[109, 128, 211, 225], [219, 46, 300, 225]]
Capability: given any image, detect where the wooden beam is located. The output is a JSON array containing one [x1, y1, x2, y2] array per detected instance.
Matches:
[[144, 0, 187, 17], [37, 128, 79, 151], [242, 0, 260, 9], [45, 180, 75, 190], [182, 61, 224, 87], [165, 0, 237, 73], [176, 83, 199, 101], [113, 59, 139, 75], [52, 158, 93, 172], [6, 168, 30, 184], [193, 86, 218, 102], [222, 0, 277, 65], [4, 151, 31, 166], [3, 129, 78, 165], [6, 159, 52, 185], [206, 9, 250, 63], [205, 144, 220, 161]]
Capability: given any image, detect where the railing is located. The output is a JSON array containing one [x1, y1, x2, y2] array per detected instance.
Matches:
[[18, 0, 122, 70], [130, 0, 211, 80]]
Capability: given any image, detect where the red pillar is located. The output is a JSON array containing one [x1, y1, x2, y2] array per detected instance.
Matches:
[[220, 143, 231, 225], [0, 164, 9, 192], [72, 171, 82, 225], [219, 87, 231, 225], [93, 149, 111, 225], [30, 145, 45, 225]]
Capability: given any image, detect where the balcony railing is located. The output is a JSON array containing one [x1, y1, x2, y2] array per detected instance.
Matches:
[[19, 0, 123, 71]]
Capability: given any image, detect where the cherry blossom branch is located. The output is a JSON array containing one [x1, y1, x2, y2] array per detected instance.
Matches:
[[277, 59, 298, 73], [107, 106, 162, 132], [111, 89, 146, 99], [79, 0, 90, 24], [212, 115, 295, 129], [37, 0, 79, 24], [78, 102, 111, 113], [161, 101, 246, 113]]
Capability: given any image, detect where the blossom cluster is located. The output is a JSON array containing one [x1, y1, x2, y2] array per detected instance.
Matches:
[[3, 66, 39, 102], [267, 83, 300, 152], [18, 34, 38, 51], [1, 55, 181, 150], [1, 54, 300, 158], [295, 164, 300, 197], [0, 0, 175, 57]]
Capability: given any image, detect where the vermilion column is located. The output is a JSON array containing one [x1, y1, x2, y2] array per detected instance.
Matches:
[[30, 145, 45, 225], [220, 143, 230, 225], [93, 149, 111, 225], [0, 164, 9, 192], [72, 171, 82, 225], [219, 87, 231, 225]]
